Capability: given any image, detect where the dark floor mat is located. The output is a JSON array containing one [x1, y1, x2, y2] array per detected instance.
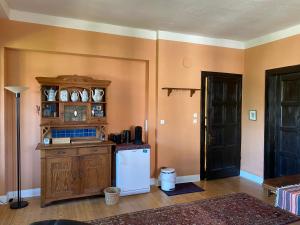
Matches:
[[160, 182, 204, 196]]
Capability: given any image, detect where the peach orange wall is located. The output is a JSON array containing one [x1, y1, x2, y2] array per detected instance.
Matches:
[[243, 34, 300, 177], [4, 49, 148, 192], [157, 40, 244, 176], [0, 19, 157, 195], [0, 18, 253, 196]]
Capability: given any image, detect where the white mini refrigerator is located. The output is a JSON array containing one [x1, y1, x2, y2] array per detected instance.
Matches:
[[116, 148, 150, 196]]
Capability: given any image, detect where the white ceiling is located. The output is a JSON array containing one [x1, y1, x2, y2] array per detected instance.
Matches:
[[0, 0, 9, 18], [3, 0, 300, 42]]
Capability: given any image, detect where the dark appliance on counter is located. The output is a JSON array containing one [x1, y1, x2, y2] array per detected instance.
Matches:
[[109, 133, 122, 144], [134, 126, 143, 145], [122, 130, 131, 144]]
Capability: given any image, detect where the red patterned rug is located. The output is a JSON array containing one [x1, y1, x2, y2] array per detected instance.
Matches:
[[88, 193, 300, 225]]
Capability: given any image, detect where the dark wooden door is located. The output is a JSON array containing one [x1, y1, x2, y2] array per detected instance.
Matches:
[[201, 72, 242, 180], [265, 65, 300, 179], [275, 73, 300, 176]]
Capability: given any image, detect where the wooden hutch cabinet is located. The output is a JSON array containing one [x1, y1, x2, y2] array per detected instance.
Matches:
[[35, 75, 115, 207]]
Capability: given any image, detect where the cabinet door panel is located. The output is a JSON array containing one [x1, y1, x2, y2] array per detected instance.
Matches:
[[80, 154, 110, 194], [45, 156, 79, 199]]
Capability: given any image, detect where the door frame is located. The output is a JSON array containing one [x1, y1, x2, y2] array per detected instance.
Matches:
[[264, 64, 300, 179], [200, 71, 242, 180]]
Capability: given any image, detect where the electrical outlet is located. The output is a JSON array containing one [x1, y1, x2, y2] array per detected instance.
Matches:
[[193, 113, 198, 118], [160, 120, 165, 125], [193, 119, 198, 124]]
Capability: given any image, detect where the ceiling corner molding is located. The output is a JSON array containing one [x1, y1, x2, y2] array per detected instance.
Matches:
[[0, 0, 10, 18], [157, 31, 245, 49], [245, 24, 300, 49], [9, 9, 157, 40], [7, 7, 300, 50]]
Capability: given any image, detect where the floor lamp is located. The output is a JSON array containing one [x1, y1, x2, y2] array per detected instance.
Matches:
[[5, 86, 29, 209]]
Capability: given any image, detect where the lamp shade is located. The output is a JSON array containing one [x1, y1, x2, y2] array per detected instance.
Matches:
[[5, 86, 28, 94]]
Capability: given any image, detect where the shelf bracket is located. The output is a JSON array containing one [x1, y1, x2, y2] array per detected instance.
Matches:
[[41, 125, 50, 139], [190, 89, 196, 97]]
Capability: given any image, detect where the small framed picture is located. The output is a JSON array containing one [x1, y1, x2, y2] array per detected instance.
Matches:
[[249, 110, 257, 121]]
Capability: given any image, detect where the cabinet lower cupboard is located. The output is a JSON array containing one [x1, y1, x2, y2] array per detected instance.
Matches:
[[80, 153, 110, 195], [37, 142, 113, 207]]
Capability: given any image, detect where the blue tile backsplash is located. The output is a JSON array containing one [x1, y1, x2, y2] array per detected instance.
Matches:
[[52, 128, 96, 138]]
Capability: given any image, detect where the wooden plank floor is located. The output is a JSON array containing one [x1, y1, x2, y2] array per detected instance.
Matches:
[[0, 176, 283, 225]]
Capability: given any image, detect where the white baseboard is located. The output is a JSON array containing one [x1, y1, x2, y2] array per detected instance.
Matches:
[[0, 188, 41, 204], [0, 179, 160, 202], [0, 195, 7, 204], [176, 174, 200, 184], [0, 175, 201, 201], [240, 170, 263, 185], [150, 178, 157, 186], [7, 188, 41, 199]]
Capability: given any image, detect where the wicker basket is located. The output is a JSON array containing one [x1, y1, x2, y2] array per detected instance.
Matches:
[[104, 187, 121, 205]]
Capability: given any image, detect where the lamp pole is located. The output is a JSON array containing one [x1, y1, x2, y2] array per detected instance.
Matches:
[[5, 86, 29, 209]]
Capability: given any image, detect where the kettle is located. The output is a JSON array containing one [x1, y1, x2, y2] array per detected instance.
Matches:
[[44, 88, 57, 101], [92, 89, 104, 102], [70, 90, 79, 102], [79, 89, 89, 102], [109, 133, 122, 144], [122, 130, 131, 144]]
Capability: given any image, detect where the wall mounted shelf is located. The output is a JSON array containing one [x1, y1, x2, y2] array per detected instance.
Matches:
[[162, 87, 201, 97]]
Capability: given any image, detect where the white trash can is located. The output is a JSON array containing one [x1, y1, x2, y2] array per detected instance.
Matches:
[[160, 167, 176, 191]]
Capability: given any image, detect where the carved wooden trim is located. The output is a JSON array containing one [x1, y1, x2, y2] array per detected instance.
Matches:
[[41, 126, 50, 139], [36, 75, 111, 87]]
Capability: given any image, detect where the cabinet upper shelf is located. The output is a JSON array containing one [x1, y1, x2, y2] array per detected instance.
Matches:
[[36, 75, 111, 127], [36, 75, 111, 87], [41, 101, 107, 104]]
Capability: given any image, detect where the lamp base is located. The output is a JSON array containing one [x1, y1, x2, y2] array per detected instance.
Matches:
[[10, 200, 29, 209]]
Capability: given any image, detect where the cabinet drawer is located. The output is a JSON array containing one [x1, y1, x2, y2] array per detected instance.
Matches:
[[45, 149, 77, 157], [78, 147, 108, 155]]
